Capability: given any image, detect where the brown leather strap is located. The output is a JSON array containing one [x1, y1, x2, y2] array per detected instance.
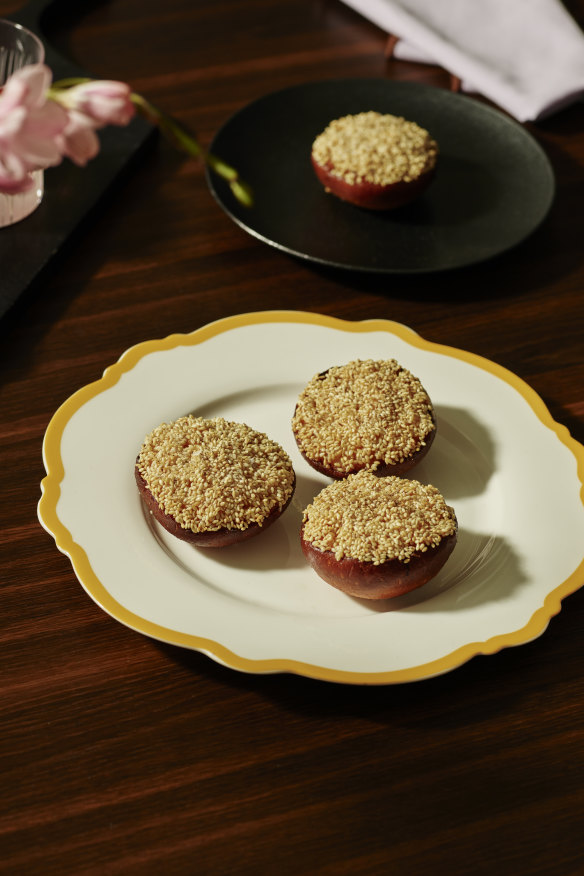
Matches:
[[384, 33, 400, 58], [384, 34, 461, 91]]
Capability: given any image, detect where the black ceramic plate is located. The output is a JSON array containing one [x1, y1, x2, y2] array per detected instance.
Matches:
[[206, 79, 555, 273]]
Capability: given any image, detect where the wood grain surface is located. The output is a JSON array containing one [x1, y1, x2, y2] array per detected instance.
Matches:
[[1, 1, 583, 873]]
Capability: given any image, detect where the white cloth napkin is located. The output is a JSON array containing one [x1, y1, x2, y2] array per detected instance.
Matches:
[[340, 0, 584, 121]]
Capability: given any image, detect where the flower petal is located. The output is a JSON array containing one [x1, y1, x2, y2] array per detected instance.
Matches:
[[60, 110, 100, 165]]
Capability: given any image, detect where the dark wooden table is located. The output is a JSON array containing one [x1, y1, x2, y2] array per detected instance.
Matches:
[[2, 0, 584, 873]]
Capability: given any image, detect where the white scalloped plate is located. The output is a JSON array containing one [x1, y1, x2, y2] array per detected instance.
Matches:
[[38, 312, 584, 684]]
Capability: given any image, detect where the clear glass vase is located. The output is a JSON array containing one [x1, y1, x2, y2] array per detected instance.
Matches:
[[0, 19, 45, 227]]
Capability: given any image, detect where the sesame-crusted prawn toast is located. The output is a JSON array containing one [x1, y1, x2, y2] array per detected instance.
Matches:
[[135, 416, 296, 547], [292, 359, 436, 480], [300, 471, 457, 600], [311, 111, 437, 210]]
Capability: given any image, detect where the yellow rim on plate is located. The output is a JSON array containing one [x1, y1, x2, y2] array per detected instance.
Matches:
[[38, 311, 584, 684]]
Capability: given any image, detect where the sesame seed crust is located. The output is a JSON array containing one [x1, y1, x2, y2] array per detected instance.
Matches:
[[136, 416, 295, 533], [311, 111, 438, 186], [292, 359, 435, 477], [302, 470, 457, 565]]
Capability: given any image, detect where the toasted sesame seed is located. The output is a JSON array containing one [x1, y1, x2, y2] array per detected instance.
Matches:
[[292, 359, 435, 474], [312, 111, 438, 186], [137, 416, 295, 533], [302, 470, 457, 564]]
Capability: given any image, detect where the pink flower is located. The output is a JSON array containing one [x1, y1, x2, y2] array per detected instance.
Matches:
[[0, 68, 138, 190], [60, 110, 100, 166], [51, 78, 136, 167], [0, 64, 68, 193], [57, 80, 135, 128], [0, 64, 250, 206]]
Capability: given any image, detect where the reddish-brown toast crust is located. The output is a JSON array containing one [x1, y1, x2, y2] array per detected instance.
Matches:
[[311, 154, 436, 211], [136, 464, 295, 547], [300, 526, 457, 600]]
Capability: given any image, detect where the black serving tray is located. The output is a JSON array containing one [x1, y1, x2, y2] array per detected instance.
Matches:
[[0, 0, 156, 320]]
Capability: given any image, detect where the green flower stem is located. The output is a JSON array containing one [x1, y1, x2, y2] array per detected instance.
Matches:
[[48, 77, 93, 91], [131, 94, 253, 207], [49, 80, 253, 208]]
